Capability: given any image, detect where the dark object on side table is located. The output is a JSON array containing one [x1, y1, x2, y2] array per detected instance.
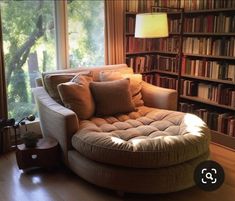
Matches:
[[0, 118, 15, 153], [0, 118, 15, 130], [21, 131, 40, 148]]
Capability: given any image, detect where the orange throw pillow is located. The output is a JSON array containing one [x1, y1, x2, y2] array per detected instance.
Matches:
[[99, 71, 144, 107], [57, 75, 95, 119], [90, 79, 135, 117]]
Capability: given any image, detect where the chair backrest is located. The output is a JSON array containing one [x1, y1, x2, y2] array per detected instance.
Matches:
[[42, 63, 132, 82]]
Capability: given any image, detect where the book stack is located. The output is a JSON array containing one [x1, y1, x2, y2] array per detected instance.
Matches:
[[181, 80, 235, 107], [157, 56, 178, 73], [197, 83, 235, 107], [182, 57, 235, 82], [142, 74, 178, 90], [181, 80, 198, 96], [126, 56, 151, 73], [142, 74, 155, 84], [126, 37, 156, 53], [169, 19, 181, 33], [126, 0, 155, 12], [179, 102, 235, 136], [155, 0, 235, 10], [183, 37, 235, 56], [126, 16, 135, 33], [155, 74, 178, 90], [126, 55, 178, 74], [125, 0, 235, 149], [184, 15, 235, 33], [126, 36, 180, 53]]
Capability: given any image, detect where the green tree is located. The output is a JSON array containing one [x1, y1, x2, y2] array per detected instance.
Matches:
[[1, 0, 104, 120], [67, 0, 104, 67], [1, 0, 55, 120]]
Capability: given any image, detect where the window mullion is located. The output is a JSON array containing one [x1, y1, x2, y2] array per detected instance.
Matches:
[[54, 0, 69, 69]]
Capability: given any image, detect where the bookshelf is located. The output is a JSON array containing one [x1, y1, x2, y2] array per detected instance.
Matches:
[[124, 0, 235, 150]]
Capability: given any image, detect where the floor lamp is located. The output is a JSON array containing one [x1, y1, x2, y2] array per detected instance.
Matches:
[[135, 6, 184, 110]]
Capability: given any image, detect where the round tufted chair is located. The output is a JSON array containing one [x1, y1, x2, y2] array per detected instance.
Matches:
[[70, 106, 210, 193], [33, 64, 210, 194]]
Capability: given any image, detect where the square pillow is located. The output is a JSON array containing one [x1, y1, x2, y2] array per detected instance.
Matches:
[[90, 79, 135, 117], [99, 71, 144, 107], [57, 75, 95, 120], [43, 71, 91, 104]]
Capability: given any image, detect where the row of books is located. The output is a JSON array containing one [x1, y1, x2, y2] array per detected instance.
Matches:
[[170, 15, 235, 33], [181, 80, 198, 96], [154, 0, 235, 10], [143, 74, 178, 90], [127, 36, 235, 57], [126, 0, 235, 12], [182, 57, 235, 82], [183, 37, 235, 57], [127, 55, 235, 82], [179, 102, 235, 136], [181, 80, 235, 107], [126, 16, 135, 34], [127, 14, 235, 34], [126, 36, 179, 53], [125, 0, 155, 13], [126, 55, 178, 74]]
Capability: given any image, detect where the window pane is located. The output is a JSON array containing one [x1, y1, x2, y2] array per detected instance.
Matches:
[[0, 0, 57, 121], [67, 0, 104, 67]]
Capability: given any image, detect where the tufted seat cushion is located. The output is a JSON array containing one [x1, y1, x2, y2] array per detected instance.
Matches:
[[72, 106, 210, 168]]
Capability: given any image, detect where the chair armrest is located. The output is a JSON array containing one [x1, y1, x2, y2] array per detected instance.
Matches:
[[141, 81, 177, 111], [32, 87, 79, 164]]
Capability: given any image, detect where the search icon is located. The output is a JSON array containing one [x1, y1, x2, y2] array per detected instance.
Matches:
[[205, 172, 213, 180]]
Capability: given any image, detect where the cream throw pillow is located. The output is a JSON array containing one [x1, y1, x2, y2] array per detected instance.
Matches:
[[44, 74, 76, 104], [43, 71, 91, 104], [90, 79, 135, 117], [57, 75, 95, 120], [99, 71, 144, 107]]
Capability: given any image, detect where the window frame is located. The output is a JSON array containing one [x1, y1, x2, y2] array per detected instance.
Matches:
[[54, 0, 69, 69]]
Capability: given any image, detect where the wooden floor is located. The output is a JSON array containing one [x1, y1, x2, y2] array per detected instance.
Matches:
[[0, 143, 235, 201]]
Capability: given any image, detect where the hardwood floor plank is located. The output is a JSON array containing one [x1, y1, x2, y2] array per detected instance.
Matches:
[[0, 144, 234, 201]]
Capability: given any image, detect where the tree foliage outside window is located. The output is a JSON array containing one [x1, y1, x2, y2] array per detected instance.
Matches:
[[1, 0, 57, 121], [67, 0, 104, 68], [1, 0, 105, 121]]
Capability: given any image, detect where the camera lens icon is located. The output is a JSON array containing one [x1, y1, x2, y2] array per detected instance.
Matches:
[[194, 160, 224, 191]]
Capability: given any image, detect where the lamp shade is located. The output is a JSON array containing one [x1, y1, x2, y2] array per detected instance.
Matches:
[[135, 13, 169, 38]]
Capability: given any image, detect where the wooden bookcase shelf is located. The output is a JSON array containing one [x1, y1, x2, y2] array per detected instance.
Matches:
[[142, 70, 178, 76], [182, 32, 235, 37], [126, 8, 235, 16], [184, 54, 235, 61], [126, 51, 178, 56], [180, 95, 235, 111], [184, 8, 235, 14], [182, 74, 235, 85], [129, 32, 235, 37], [124, 0, 235, 149]]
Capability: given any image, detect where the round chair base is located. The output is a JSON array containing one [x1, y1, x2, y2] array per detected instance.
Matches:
[[68, 150, 209, 194]]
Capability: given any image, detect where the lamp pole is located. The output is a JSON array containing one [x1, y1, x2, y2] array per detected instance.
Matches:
[[137, 6, 184, 111], [152, 6, 184, 110]]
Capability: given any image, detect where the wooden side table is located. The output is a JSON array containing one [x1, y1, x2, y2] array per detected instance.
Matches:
[[16, 137, 60, 170]]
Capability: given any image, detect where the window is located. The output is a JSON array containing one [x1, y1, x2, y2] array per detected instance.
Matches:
[[0, 0, 57, 121], [67, 0, 104, 67], [0, 0, 105, 121]]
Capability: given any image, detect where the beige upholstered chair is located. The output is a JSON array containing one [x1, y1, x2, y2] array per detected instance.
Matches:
[[33, 64, 210, 194]]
